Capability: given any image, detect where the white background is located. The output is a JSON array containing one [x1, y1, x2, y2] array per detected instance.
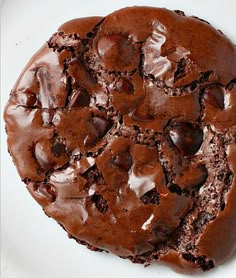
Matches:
[[1, 0, 236, 277]]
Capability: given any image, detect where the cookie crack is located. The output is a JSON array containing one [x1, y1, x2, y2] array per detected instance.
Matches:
[[148, 71, 214, 97]]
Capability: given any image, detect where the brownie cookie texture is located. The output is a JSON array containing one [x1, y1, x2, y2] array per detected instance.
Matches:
[[4, 7, 236, 274]]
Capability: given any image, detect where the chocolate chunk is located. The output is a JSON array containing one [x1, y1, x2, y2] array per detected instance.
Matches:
[[113, 152, 133, 172], [84, 117, 111, 147], [35, 138, 69, 171], [168, 122, 203, 156], [92, 117, 110, 137], [83, 132, 98, 147], [68, 89, 90, 108], [204, 86, 225, 109], [97, 34, 134, 66]]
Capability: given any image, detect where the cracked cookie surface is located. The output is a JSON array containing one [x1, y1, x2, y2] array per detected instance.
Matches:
[[4, 7, 236, 274]]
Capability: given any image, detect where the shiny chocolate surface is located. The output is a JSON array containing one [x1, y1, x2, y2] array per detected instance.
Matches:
[[4, 7, 236, 273]]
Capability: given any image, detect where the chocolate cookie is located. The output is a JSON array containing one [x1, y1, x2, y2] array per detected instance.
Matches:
[[4, 7, 236, 274]]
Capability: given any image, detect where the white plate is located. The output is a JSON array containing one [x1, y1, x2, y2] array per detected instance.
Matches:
[[1, 0, 236, 277]]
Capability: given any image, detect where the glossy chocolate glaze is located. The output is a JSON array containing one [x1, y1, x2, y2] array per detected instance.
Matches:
[[4, 7, 236, 273]]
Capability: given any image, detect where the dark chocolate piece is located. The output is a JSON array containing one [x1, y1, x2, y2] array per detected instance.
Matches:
[[168, 122, 203, 156]]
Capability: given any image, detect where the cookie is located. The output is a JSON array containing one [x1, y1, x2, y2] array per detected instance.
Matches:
[[4, 7, 236, 274]]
